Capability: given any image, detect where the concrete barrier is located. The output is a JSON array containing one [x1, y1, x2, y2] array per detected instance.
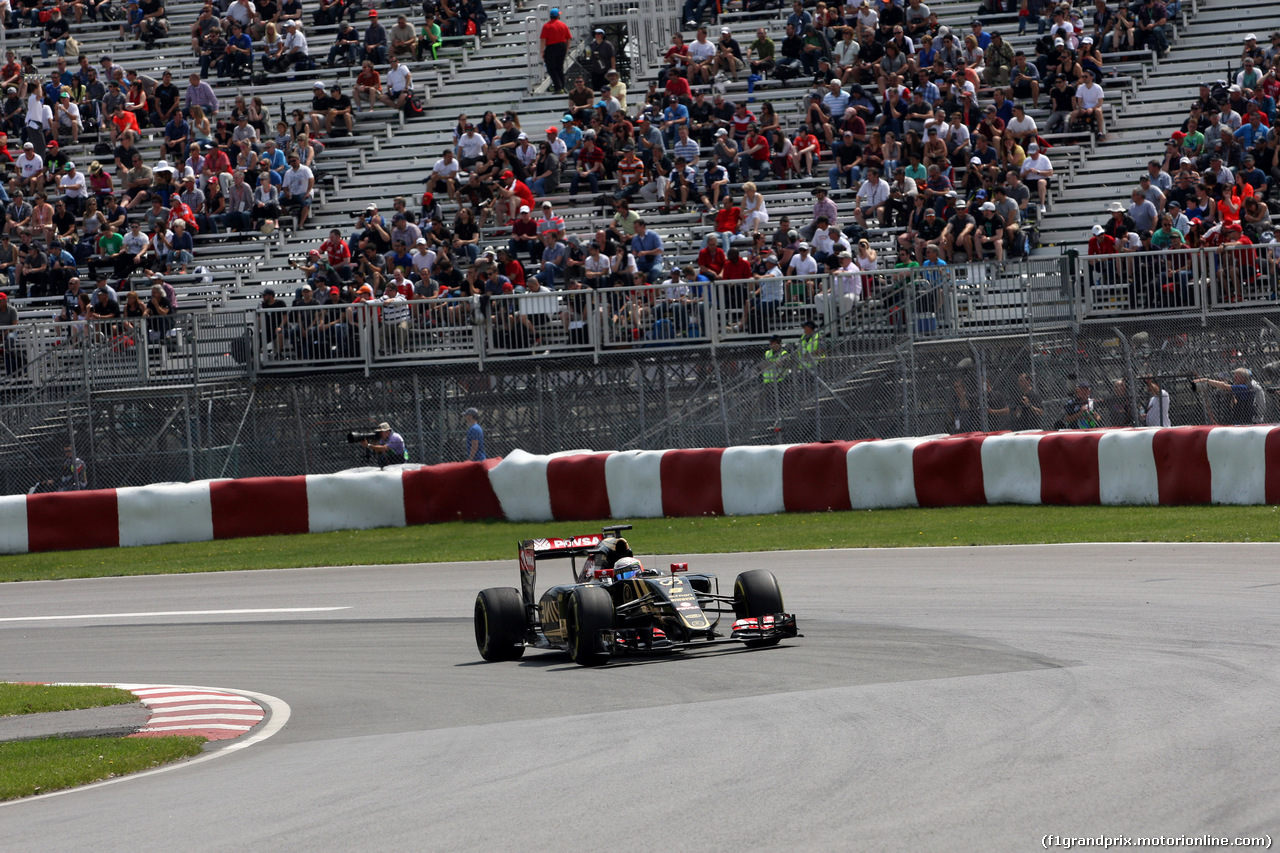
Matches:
[[4, 426, 1279, 555]]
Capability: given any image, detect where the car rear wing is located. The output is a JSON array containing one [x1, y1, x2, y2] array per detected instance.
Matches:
[[518, 526, 632, 618]]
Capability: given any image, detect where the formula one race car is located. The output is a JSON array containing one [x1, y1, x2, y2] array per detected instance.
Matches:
[[473, 525, 801, 666]]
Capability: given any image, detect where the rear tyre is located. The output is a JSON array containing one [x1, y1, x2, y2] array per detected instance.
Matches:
[[567, 585, 614, 666], [733, 570, 785, 648], [474, 587, 527, 661]]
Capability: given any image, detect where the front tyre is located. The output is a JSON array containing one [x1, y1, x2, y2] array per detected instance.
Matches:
[[733, 570, 785, 648], [474, 587, 527, 661], [567, 585, 614, 666]]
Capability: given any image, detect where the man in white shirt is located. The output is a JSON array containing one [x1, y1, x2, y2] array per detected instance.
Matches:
[[1019, 142, 1053, 208], [14, 142, 44, 193], [812, 225, 851, 264], [454, 125, 486, 168], [1004, 102, 1037, 147], [281, 20, 309, 72], [59, 161, 86, 214], [1071, 70, 1105, 136], [410, 238, 436, 280], [380, 55, 414, 111], [1144, 376, 1171, 427], [54, 92, 81, 145], [816, 250, 861, 317], [686, 27, 717, 85], [282, 152, 315, 228], [853, 167, 890, 226], [426, 149, 460, 203]]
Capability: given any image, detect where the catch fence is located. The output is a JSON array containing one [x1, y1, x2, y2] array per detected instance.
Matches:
[[2, 249, 1280, 493]]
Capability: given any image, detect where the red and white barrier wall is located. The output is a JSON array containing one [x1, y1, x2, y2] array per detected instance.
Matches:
[[3, 426, 1279, 554]]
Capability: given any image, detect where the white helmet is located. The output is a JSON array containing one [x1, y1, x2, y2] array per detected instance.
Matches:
[[613, 557, 645, 578]]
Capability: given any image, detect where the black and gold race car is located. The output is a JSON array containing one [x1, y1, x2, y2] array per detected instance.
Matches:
[[473, 525, 800, 666]]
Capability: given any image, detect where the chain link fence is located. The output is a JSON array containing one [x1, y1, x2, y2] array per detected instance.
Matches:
[[4, 309, 1279, 495]]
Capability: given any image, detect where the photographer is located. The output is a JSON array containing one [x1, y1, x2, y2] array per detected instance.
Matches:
[[362, 421, 407, 466]]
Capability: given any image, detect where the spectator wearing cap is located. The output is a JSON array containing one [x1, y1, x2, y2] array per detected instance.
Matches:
[[282, 151, 314, 228], [363, 10, 388, 65], [983, 30, 1014, 88], [1205, 153, 1234, 188], [1020, 142, 1053, 208], [661, 95, 689, 148], [605, 69, 628, 115], [324, 83, 354, 136], [712, 27, 744, 81], [1137, 174, 1165, 212], [279, 20, 311, 72], [939, 197, 976, 262], [801, 187, 839, 242], [1242, 33, 1265, 66], [585, 28, 615, 91], [1102, 200, 1137, 239], [508, 205, 541, 262], [539, 7, 571, 93]]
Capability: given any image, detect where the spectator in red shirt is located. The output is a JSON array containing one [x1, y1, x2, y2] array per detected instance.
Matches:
[[320, 229, 353, 279], [539, 8, 571, 94], [721, 246, 752, 281], [665, 70, 692, 102], [739, 124, 771, 182], [496, 169, 534, 223], [710, 198, 743, 249], [697, 235, 726, 280]]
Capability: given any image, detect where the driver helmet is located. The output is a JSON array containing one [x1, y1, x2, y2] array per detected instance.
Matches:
[[613, 557, 645, 580]]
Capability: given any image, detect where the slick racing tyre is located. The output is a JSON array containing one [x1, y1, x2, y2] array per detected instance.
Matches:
[[567, 585, 614, 666], [474, 587, 527, 661], [733, 569, 785, 648]]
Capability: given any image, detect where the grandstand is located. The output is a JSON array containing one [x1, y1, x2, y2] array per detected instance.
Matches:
[[0, 0, 1277, 493]]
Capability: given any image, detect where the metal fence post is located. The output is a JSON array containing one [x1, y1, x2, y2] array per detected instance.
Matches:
[[292, 384, 308, 474], [437, 377, 447, 464], [636, 360, 646, 447], [413, 373, 426, 465], [184, 390, 195, 481], [714, 357, 730, 446], [972, 340, 988, 433]]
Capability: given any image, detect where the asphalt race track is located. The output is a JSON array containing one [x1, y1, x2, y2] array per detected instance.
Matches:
[[2, 543, 1279, 851]]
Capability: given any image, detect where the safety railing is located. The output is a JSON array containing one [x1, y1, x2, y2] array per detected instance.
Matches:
[[251, 259, 1081, 374], [2, 310, 254, 393]]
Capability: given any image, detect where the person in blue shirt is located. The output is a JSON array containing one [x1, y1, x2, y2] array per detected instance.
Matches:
[[464, 407, 485, 461], [559, 115, 582, 157], [660, 96, 689, 147], [223, 23, 254, 78], [630, 219, 664, 282]]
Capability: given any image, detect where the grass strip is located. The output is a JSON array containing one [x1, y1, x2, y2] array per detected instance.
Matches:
[[2, 505, 1278, 583], [0, 735, 205, 801], [0, 684, 136, 717]]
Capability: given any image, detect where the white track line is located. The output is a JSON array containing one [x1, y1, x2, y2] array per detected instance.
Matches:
[[140, 714, 263, 723], [0, 684, 290, 808], [140, 695, 258, 705], [0, 607, 350, 623]]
